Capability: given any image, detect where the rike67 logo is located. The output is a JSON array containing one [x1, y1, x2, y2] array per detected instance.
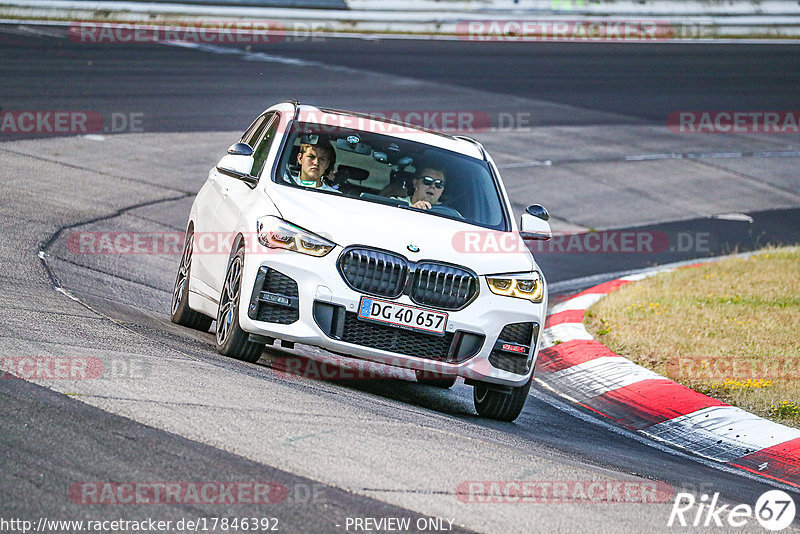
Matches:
[[668, 490, 796, 531]]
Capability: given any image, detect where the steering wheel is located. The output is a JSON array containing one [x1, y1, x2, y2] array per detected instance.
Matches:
[[428, 205, 464, 219]]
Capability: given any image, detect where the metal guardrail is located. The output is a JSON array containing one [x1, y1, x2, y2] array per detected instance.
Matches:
[[3, 0, 799, 37], [77, 0, 347, 8]]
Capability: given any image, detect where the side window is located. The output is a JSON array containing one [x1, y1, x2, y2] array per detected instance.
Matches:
[[241, 112, 273, 148], [251, 115, 280, 177]]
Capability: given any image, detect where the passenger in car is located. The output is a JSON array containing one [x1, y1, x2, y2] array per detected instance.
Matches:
[[393, 168, 447, 210], [292, 139, 339, 192]]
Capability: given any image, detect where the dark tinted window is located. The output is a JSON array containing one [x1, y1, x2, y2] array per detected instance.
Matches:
[[241, 112, 273, 148], [252, 116, 280, 177], [275, 122, 507, 230]]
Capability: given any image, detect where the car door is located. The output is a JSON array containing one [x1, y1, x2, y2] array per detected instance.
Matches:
[[207, 113, 281, 295], [191, 113, 274, 292]]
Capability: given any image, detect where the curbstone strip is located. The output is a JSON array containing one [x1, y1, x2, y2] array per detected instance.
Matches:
[[537, 267, 800, 488]]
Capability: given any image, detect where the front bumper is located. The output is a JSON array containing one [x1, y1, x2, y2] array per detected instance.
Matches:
[[238, 248, 547, 386]]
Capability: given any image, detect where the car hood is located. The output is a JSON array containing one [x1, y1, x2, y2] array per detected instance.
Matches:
[[268, 186, 536, 276]]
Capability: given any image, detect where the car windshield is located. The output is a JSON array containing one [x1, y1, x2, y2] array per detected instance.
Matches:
[[274, 122, 508, 230]]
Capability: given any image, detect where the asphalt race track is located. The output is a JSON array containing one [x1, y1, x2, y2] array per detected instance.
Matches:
[[1, 25, 800, 533]]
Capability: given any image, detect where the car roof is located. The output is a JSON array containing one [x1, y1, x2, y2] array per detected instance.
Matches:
[[275, 103, 487, 161]]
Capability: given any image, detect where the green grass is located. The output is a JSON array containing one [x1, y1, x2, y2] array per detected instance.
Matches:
[[584, 246, 800, 428]]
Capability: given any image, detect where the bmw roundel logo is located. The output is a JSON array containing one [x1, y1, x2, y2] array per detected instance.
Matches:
[[407, 244, 420, 253]]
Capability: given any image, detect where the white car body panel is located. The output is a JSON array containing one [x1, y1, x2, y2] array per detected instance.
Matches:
[[182, 102, 551, 390], [264, 185, 536, 275]]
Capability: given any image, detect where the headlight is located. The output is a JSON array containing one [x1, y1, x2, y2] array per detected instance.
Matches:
[[486, 272, 544, 303], [256, 216, 335, 257]]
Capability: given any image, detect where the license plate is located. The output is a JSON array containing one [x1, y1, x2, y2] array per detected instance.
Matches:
[[357, 297, 448, 335]]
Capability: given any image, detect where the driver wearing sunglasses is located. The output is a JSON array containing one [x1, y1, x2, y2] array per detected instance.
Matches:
[[396, 168, 446, 210]]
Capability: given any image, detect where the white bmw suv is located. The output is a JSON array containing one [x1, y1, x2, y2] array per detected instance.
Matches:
[[171, 101, 552, 421]]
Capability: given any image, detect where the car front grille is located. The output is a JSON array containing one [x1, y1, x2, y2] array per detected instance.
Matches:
[[312, 302, 484, 364], [338, 248, 407, 297], [248, 267, 299, 325], [337, 247, 478, 310], [341, 311, 453, 360], [410, 262, 477, 309], [488, 322, 539, 375]]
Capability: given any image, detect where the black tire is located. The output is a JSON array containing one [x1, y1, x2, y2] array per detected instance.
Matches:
[[473, 376, 532, 422], [215, 247, 264, 363], [415, 370, 457, 389], [171, 230, 213, 332]]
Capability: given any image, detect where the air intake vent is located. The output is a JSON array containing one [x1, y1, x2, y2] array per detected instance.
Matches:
[[247, 267, 299, 324]]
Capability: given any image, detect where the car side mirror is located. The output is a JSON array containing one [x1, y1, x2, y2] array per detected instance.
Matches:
[[520, 205, 552, 241], [216, 153, 258, 188], [526, 204, 549, 221], [227, 142, 254, 156]]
